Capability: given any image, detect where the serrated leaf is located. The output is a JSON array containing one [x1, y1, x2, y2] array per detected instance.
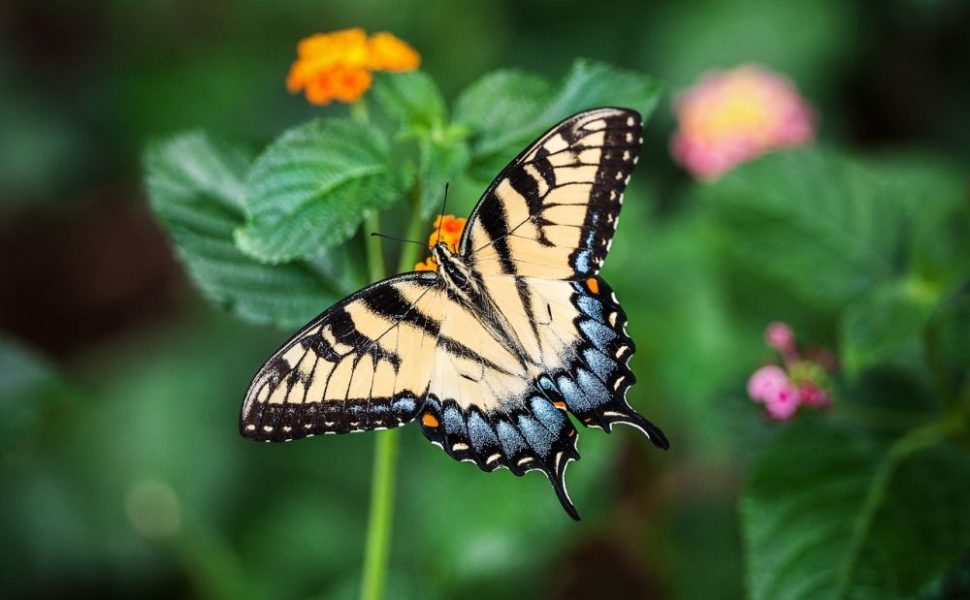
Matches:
[[453, 69, 553, 157], [840, 280, 939, 378], [236, 119, 403, 262], [742, 423, 970, 600], [457, 60, 663, 180], [371, 70, 447, 135], [145, 132, 352, 327], [703, 149, 913, 310]]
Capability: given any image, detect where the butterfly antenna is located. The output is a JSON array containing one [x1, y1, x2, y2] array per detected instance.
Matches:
[[369, 232, 427, 247], [435, 183, 450, 245]]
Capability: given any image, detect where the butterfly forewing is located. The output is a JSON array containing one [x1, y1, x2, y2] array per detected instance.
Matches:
[[240, 273, 445, 441], [460, 107, 642, 279]]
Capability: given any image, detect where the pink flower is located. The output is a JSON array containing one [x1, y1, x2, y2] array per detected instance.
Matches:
[[764, 382, 801, 420], [797, 383, 831, 408], [671, 64, 815, 180], [747, 365, 790, 403], [765, 321, 795, 354]]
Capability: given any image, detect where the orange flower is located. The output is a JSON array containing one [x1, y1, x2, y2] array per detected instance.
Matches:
[[287, 28, 420, 105], [414, 214, 466, 271], [367, 32, 421, 71]]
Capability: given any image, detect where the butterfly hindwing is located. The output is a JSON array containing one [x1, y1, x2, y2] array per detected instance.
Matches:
[[240, 273, 445, 441], [416, 274, 667, 519], [460, 107, 642, 279]]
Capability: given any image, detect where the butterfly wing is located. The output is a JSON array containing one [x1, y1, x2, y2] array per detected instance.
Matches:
[[240, 273, 446, 441], [418, 273, 668, 520], [459, 107, 642, 279]]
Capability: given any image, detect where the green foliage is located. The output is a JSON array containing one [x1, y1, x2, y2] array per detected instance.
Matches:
[[145, 132, 354, 328], [457, 59, 663, 180], [236, 119, 403, 263], [742, 422, 970, 600], [0, 338, 71, 453]]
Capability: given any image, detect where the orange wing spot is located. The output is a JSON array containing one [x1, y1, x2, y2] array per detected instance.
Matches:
[[553, 401, 567, 409], [585, 277, 600, 294], [421, 412, 439, 428]]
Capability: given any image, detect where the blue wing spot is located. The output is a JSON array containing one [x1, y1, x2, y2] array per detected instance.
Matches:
[[528, 396, 567, 434], [575, 293, 604, 321], [576, 368, 611, 407], [495, 420, 527, 456], [393, 397, 416, 414], [583, 347, 617, 380], [556, 375, 592, 411], [517, 414, 554, 457], [579, 318, 617, 347], [574, 250, 592, 274], [443, 405, 465, 435], [467, 411, 498, 451]]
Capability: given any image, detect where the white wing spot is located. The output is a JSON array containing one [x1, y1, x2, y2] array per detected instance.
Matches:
[[262, 425, 274, 433], [283, 425, 292, 433], [626, 116, 635, 126], [613, 376, 626, 391], [615, 172, 623, 180], [486, 453, 502, 465], [625, 133, 633, 142], [245, 424, 256, 432], [517, 457, 534, 467], [622, 150, 631, 160], [452, 442, 469, 452]]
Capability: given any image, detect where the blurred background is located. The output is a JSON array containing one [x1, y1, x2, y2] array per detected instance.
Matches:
[[1, 1, 968, 599]]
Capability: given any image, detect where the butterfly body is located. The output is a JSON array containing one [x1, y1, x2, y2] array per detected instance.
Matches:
[[241, 108, 668, 519]]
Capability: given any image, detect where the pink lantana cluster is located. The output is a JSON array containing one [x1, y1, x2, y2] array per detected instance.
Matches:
[[671, 64, 815, 180], [747, 322, 834, 421]]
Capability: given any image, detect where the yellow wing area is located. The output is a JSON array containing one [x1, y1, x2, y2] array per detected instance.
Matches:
[[240, 273, 445, 441], [461, 108, 643, 280]]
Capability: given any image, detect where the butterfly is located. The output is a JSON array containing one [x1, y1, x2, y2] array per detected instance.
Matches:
[[241, 107, 668, 519]]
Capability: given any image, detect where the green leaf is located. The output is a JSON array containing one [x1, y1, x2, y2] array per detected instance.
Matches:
[[145, 132, 351, 327], [840, 279, 939, 378], [371, 71, 447, 135], [703, 149, 913, 310], [742, 422, 970, 600], [236, 119, 403, 262], [456, 60, 663, 180]]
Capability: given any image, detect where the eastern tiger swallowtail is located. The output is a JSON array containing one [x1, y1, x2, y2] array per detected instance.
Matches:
[[241, 107, 668, 519]]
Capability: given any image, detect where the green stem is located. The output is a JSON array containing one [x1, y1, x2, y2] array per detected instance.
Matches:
[[359, 207, 396, 600], [357, 99, 430, 600], [397, 181, 426, 273]]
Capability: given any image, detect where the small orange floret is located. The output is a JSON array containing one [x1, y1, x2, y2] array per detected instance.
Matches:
[[414, 257, 438, 272], [427, 215, 467, 253], [367, 32, 421, 71], [421, 412, 439, 428], [586, 277, 600, 294], [287, 28, 420, 105]]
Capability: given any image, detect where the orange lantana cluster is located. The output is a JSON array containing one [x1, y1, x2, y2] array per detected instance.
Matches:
[[286, 28, 420, 105], [414, 215, 466, 272]]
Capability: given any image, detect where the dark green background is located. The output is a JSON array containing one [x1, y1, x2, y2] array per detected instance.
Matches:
[[2, 1, 968, 599]]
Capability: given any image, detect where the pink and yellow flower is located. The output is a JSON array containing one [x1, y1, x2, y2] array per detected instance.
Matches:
[[671, 64, 815, 180]]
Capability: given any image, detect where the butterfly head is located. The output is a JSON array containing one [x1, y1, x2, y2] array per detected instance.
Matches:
[[431, 241, 476, 293]]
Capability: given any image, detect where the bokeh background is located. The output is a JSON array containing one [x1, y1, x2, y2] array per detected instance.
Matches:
[[2, 1, 969, 599]]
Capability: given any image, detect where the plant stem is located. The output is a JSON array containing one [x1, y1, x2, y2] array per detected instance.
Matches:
[[360, 208, 395, 600], [397, 182, 426, 273]]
